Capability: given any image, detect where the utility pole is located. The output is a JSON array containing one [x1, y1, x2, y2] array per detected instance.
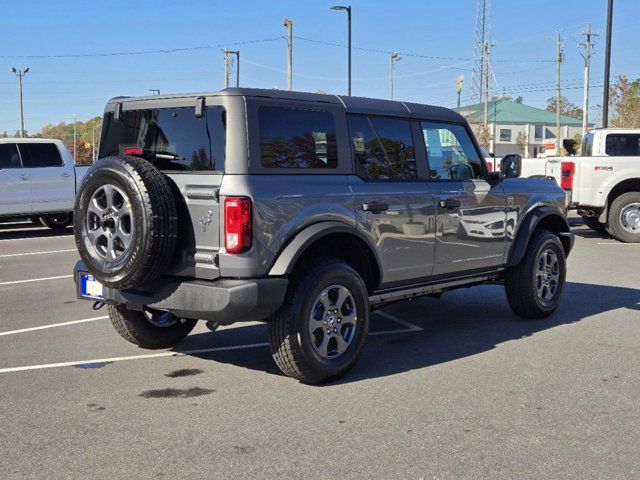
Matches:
[[579, 23, 598, 138], [456, 75, 464, 108], [556, 32, 564, 154], [73, 115, 77, 164], [482, 41, 490, 130], [10, 67, 29, 138], [92, 124, 96, 162], [602, 0, 614, 128], [390, 52, 400, 100], [284, 19, 293, 91], [223, 50, 240, 88]]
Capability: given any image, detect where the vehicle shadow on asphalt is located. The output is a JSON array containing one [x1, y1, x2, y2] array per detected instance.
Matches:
[[0, 222, 73, 240], [569, 218, 611, 240], [173, 281, 640, 384]]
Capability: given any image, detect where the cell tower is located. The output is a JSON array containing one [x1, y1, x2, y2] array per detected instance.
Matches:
[[472, 0, 490, 104]]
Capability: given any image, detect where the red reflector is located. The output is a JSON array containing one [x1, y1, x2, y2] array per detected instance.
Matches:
[[123, 147, 143, 156], [560, 161, 575, 190], [224, 197, 252, 254]]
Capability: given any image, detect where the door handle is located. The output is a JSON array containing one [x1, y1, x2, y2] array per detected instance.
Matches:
[[439, 198, 462, 210], [362, 201, 389, 213], [62, 172, 71, 178], [19, 174, 29, 181]]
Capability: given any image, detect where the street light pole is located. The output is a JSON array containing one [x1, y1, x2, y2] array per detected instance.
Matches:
[[390, 52, 400, 100], [73, 114, 77, 164], [331, 5, 352, 96], [10, 67, 29, 138], [284, 19, 293, 91]]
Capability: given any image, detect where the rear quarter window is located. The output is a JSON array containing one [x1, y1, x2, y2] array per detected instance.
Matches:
[[19, 143, 63, 168], [258, 106, 338, 169]]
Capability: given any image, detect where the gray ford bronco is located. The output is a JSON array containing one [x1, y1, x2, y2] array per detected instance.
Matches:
[[73, 88, 574, 384]]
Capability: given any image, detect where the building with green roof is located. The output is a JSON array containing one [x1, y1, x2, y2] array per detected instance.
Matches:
[[455, 99, 584, 157]]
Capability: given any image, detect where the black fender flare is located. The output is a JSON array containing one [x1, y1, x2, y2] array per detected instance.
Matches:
[[268, 221, 382, 277], [506, 206, 572, 267]]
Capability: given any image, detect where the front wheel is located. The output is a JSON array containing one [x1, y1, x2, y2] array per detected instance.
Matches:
[[267, 258, 370, 384], [39, 213, 73, 230], [108, 305, 197, 349], [504, 230, 567, 319]]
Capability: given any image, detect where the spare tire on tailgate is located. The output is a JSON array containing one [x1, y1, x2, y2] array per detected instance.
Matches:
[[74, 155, 178, 289]]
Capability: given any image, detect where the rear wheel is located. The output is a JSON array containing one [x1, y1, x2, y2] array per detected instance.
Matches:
[[108, 304, 197, 349], [39, 213, 73, 230], [267, 258, 369, 384], [505, 230, 566, 319], [607, 192, 640, 243]]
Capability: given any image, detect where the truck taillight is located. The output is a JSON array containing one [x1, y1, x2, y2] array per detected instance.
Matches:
[[224, 197, 252, 254], [560, 161, 575, 190]]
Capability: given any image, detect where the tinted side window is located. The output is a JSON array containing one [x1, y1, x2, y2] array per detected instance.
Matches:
[[420, 122, 483, 180], [348, 115, 416, 180], [605, 134, 640, 156], [99, 107, 226, 171], [259, 107, 338, 169], [0, 144, 21, 169], [20, 143, 63, 168]]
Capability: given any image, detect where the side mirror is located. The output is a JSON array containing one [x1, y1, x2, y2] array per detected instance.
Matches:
[[500, 154, 522, 178]]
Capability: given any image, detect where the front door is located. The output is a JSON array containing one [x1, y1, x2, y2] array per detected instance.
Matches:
[[347, 114, 436, 286], [419, 121, 507, 276], [0, 143, 31, 215]]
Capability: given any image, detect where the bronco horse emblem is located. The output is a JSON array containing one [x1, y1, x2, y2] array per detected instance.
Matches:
[[199, 211, 214, 232]]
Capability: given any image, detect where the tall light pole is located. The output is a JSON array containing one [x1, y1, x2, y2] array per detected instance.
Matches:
[[223, 50, 240, 88], [73, 114, 77, 164], [284, 19, 293, 91], [390, 52, 401, 100], [556, 32, 564, 154], [579, 23, 597, 138], [331, 5, 351, 96], [10, 67, 29, 138], [602, 0, 614, 128]]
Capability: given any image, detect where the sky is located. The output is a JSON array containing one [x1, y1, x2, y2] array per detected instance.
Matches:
[[0, 0, 638, 134]]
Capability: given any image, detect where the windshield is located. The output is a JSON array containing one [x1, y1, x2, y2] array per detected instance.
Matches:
[[99, 106, 226, 171]]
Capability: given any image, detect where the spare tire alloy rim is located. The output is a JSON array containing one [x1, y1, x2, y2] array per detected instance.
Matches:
[[535, 248, 560, 306], [86, 184, 134, 261], [144, 307, 179, 328], [309, 285, 358, 359], [620, 202, 640, 234]]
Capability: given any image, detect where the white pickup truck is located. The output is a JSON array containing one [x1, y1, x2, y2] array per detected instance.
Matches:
[[546, 128, 640, 242], [0, 138, 91, 229]]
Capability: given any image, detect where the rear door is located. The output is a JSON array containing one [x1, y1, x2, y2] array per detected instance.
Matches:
[[347, 114, 436, 286], [98, 100, 228, 280], [19, 142, 71, 213], [419, 121, 507, 276], [0, 143, 31, 215]]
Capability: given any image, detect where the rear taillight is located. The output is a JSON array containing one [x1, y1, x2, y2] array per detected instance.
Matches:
[[123, 147, 143, 156], [224, 197, 252, 254], [487, 161, 493, 171], [560, 161, 575, 190]]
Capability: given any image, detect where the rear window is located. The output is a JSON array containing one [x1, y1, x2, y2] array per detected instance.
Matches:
[[605, 134, 640, 156], [0, 144, 21, 169], [99, 106, 226, 171], [19, 143, 63, 168], [259, 106, 338, 169]]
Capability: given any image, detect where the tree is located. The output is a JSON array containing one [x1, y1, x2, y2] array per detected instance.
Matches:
[[470, 123, 493, 150], [36, 117, 103, 164], [546, 96, 583, 119], [609, 75, 640, 128], [516, 131, 528, 155]]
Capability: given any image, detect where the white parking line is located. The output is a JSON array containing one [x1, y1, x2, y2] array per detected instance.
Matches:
[[0, 311, 424, 373], [0, 316, 108, 336], [0, 249, 76, 259], [597, 242, 638, 245], [0, 235, 72, 243], [0, 275, 73, 286]]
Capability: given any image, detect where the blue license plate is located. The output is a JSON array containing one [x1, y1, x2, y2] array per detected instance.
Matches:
[[79, 273, 104, 300]]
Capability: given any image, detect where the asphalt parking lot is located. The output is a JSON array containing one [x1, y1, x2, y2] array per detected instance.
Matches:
[[1, 218, 638, 480]]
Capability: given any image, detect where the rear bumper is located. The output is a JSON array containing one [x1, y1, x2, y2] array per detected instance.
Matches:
[[74, 261, 288, 325]]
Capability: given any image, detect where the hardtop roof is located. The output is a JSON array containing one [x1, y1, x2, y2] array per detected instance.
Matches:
[[106, 88, 466, 123]]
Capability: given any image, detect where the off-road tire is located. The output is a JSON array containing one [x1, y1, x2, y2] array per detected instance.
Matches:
[[504, 230, 566, 319], [108, 305, 197, 349], [39, 213, 73, 230], [581, 215, 609, 235], [74, 156, 178, 289], [267, 258, 369, 384], [607, 192, 640, 243]]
